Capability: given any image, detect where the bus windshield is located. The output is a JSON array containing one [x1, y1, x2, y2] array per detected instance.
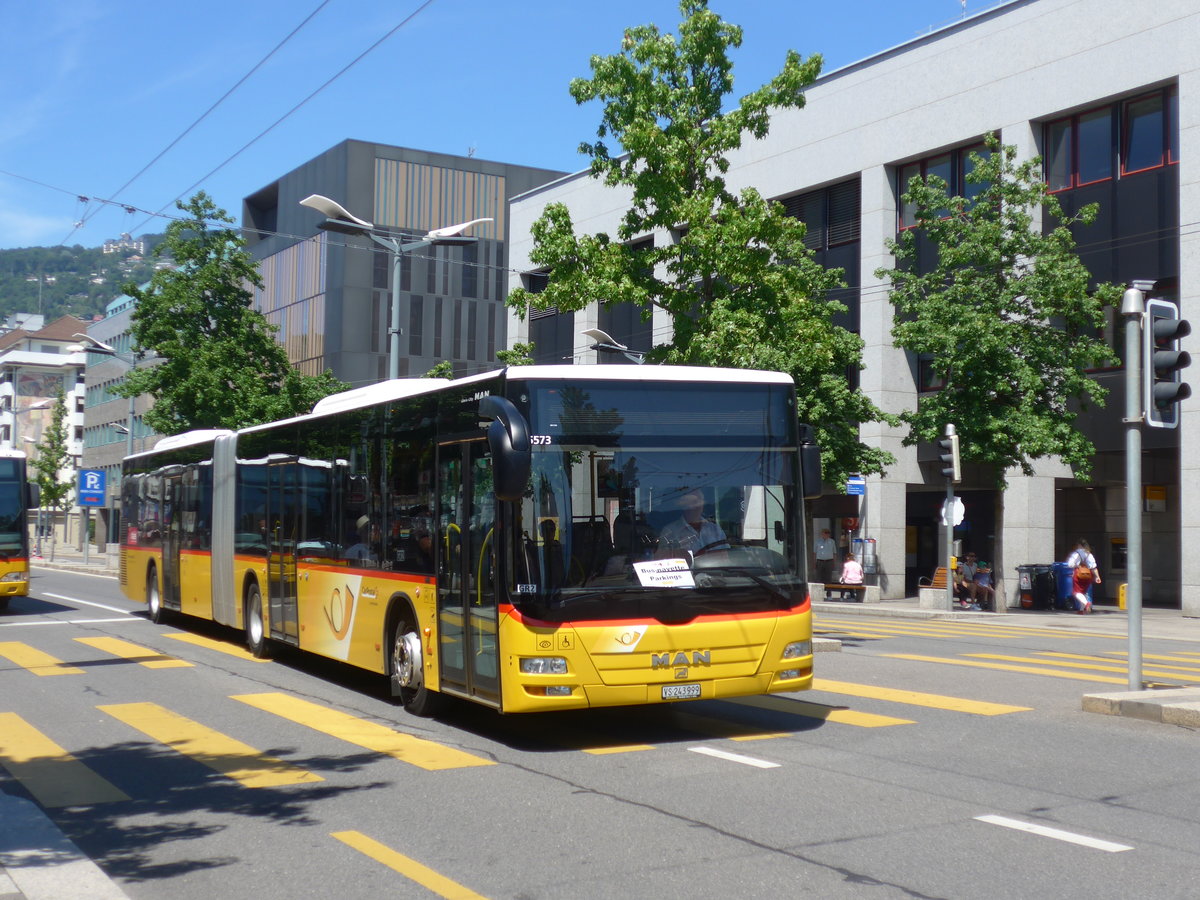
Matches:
[[513, 378, 803, 622], [0, 459, 26, 557]]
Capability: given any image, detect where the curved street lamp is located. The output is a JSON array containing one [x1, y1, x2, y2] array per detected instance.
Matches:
[[299, 194, 492, 381]]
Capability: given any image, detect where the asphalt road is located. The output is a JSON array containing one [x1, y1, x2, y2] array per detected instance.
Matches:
[[2, 569, 1198, 899]]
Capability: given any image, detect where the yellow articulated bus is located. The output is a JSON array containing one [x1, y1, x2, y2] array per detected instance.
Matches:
[[0, 449, 38, 611], [120, 365, 821, 715]]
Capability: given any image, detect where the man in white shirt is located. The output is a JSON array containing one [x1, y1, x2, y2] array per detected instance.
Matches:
[[659, 491, 727, 556], [814, 528, 837, 583]]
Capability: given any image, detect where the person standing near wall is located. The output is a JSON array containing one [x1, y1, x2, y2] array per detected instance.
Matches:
[[814, 528, 837, 584]]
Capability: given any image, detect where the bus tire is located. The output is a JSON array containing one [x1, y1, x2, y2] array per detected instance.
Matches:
[[0, 597, 8, 613], [146, 565, 165, 624], [245, 582, 270, 659], [389, 613, 440, 716]]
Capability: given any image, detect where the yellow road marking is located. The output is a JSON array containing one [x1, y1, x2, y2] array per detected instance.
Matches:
[[0, 713, 129, 807], [582, 743, 656, 754], [75, 636, 192, 668], [969, 653, 1200, 683], [734, 693, 914, 727], [1100, 651, 1200, 665], [812, 678, 1030, 715], [886, 653, 1126, 684], [230, 693, 494, 770], [817, 620, 1085, 640], [0, 641, 84, 675], [99, 701, 322, 788], [165, 632, 270, 662], [333, 830, 488, 900]]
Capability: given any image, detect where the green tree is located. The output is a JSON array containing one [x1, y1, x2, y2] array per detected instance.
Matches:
[[505, 0, 893, 484], [879, 135, 1121, 486], [31, 389, 72, 555], [118, 193, 345, 434]]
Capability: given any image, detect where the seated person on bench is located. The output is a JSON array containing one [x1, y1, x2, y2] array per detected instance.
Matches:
[[958, 553, 994, 610]]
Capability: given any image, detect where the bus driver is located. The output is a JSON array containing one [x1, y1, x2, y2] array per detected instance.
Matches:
[[659, 490, 728, 555]]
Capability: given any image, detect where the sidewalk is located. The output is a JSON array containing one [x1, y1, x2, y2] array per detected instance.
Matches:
[[28, 544, 118, 577]]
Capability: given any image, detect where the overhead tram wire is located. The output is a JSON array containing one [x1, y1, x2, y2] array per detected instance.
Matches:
[[126, 0, 440, 238], [61, 0, 334, 246]]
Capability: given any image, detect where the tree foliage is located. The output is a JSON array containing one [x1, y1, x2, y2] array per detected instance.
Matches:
[[31, 389, 72, 515], [118, 193, 345, 434], [879, 136, 1121, 486], [506, 0, 894, 485]]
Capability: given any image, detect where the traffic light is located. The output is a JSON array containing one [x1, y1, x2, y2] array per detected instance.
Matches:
[[937, 428, 960, 483], [1143, 298, 1191, 429]]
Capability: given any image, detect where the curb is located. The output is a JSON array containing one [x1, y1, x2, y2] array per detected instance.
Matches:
[[1082, 688, 1200, 726]]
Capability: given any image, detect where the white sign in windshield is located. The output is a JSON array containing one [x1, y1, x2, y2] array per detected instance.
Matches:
[[633, 558, 696, 589]]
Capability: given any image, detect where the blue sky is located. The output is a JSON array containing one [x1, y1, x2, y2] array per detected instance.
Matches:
[[0, 0, 990, 251]]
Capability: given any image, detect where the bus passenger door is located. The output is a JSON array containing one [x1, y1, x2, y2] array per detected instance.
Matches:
[[266, 460, 300, 644], [161, 471, 183, 613], [436, 439, 499, 706]]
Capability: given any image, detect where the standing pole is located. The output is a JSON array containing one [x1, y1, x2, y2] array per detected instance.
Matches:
[[388, 238, 402, 382], [1122, 285, 1146, 690], [945, 477, 955, 610]]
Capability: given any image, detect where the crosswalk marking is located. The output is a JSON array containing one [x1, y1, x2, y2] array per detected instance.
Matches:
[[99, 701, 323, 788], [165, 632, 270, 662], [1095, 650, 1200, 667], [817, 619, 1087, 640], [812, 678, 1030, 715], [0, 713, 129, 807], [886, 653, 1127, 684], [74, 636, 193, 669], [688, 746, 780, 768], [333, 830, 489, 900], [230, 693, 494, 770], [0, 641, 84, 675], [968, 652, 1200, 684], [733, 693, 915, 727]]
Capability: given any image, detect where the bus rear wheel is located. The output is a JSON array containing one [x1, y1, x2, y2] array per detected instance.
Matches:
[[245, 583, 270, 659], [146, 566, 164, 623], [390, 619, 440, 716]]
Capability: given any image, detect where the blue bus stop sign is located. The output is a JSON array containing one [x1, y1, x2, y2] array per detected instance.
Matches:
[[78, 469, 106, 507]]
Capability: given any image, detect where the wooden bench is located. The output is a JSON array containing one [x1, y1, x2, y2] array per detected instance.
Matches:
[[823, 583, 866, 602], [918, 567, 969, 603]]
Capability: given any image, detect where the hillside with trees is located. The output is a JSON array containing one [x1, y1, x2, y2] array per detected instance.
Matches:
[[0, 234, 167, 322]]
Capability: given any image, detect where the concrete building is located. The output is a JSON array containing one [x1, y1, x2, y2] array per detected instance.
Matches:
[[243, 140, 565, 387], [506, 0, 1199, 613]]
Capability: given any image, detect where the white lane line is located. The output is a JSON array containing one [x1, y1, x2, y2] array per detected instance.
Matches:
[[43, 594, 133, 614], [688, 746, 780, 769], [975, 815, 1132, 852], [0, 618, 142, 628]]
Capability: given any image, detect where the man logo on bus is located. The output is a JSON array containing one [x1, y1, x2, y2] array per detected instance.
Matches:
[[651, 650, 710, 669]]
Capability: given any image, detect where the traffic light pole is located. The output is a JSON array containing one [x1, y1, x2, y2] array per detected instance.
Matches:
[[939, 423, 960, 611], [1122, 285, 1144, 690]]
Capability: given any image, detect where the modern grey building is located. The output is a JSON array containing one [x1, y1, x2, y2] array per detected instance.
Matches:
[[243, 140, 566, 388], [506, 0, 1199, 613]]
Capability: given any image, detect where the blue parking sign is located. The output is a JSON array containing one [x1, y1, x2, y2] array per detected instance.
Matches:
[[78, 469, 106, 507]]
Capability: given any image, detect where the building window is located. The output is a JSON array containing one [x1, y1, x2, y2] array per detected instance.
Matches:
[[781, 179, 861, 248], [1044, 85, 1177, 191], [896, 143, 987, 228]]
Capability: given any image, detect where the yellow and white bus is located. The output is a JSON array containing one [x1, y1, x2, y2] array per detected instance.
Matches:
[[120, 365, 821, 715], [0, 449, 37, 611]]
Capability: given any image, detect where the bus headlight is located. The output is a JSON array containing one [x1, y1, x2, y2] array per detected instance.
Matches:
[[520, 657, 567, 675], [783, 641, 812, 659], [0, 571, 25, 582]]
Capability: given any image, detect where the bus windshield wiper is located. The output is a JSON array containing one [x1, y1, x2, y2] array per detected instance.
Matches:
[[695, 565, 795, 605]]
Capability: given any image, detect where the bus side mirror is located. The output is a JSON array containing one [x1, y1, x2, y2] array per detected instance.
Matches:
[[478, 395, 531, 501], [798, 425, 823, 499]]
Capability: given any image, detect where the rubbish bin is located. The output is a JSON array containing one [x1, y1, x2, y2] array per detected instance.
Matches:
[[1053, 560, 1094, 610], [1016, 564, 1054, 610]]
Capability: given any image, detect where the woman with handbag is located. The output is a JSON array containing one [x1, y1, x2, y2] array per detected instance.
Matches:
[[1065, 538, 1101, 614]]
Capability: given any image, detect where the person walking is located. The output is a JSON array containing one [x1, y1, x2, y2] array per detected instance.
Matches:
[[1065, 538, 1101, 614], [814, 528, 837, 584]]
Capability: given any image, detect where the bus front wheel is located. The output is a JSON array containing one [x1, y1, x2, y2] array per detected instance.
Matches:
[[146, 566, 164, 624], [245, 583, 270, 659], [390, 618, 440, 716]]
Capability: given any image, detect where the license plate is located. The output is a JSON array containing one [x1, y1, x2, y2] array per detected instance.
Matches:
[[662, 683, 701, 700]]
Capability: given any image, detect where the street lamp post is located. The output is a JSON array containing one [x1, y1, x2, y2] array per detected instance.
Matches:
[[299, 194, 491, 381], [581, 328, 646, 364]]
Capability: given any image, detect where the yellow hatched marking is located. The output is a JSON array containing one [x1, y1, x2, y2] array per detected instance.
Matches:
[[971, 653, 1200, 683], [0, 713, 130, 807], [75, 636, 193, 669], [165, 632, 270, 662], [99, 702, 323, 788], [818, 619, 1085, 640], [1100, 651, 1200, 666], [887, 653, 1126, 684], [813, 678, 1030, 715], [583, 743, 656, 755], [0, 641, 84, 676], [734, 693, 915, 727], [230, 693, 494, 770], [333, 830, 489, 900]]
